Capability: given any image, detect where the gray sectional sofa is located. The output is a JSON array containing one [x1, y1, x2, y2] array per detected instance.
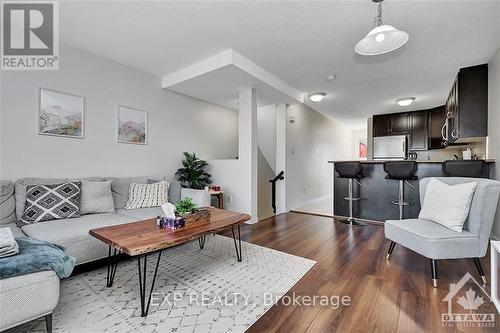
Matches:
[[0, 175, 211, 264], [0, 175, 211, 332]]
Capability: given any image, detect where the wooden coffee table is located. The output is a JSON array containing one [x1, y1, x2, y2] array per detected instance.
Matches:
[[89, 207, 251, 317]]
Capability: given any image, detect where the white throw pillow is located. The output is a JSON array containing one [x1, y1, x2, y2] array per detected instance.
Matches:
[[125, 181, 169, 209], [418, 178, 477, 233], [80, 180, 115, 215]]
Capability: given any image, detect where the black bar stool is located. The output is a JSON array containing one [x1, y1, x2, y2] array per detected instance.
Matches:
[[442, 160, 485, 177], [383, 161, 418, 220], [334, 162, 364, 226]]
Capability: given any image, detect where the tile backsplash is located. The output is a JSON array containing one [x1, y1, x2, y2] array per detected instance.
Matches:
[[412, 137, 487, 161]]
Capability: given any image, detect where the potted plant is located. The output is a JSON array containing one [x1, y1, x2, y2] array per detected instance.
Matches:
[[175, 152, 212, 189], [175, 197, 210, 226]]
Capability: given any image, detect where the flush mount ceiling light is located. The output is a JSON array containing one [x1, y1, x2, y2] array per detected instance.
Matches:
[[308, 92, 326, 102], [396, 97, 415, 106], [354, 0, 409, 56]]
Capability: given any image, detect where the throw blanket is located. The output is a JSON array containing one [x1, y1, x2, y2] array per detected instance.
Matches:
[[0, 237, 76, 279], [0, 227, 19, 258]]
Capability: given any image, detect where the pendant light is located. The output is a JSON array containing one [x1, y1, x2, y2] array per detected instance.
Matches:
[[355, 0, 409, 56]]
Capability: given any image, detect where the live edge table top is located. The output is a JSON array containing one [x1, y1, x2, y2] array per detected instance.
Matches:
[[89, 207, 251, 256]]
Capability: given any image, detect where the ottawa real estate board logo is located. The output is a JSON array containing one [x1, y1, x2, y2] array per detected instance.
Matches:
[[442, 272, 496, 328], [1, 1, 59, 70]]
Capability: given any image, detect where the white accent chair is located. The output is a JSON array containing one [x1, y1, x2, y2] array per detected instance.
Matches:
[[385, 177, 500, 288]]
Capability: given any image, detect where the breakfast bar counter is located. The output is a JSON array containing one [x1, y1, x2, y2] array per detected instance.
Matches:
[[328, 160, 495, 222]]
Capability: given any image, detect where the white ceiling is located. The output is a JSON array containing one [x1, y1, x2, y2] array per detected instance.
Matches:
[[161, 49, 304, 110], [59, 1, 500, 129]]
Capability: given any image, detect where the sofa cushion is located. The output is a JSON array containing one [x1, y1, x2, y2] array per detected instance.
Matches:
[[117, 207, 164, 220], [15, 178, 68, 221], [0, 181, 16, 225], [168, 181, 182, 204], [20, 182, 82, 226], [125, 181, 169, 209], [21, 213, 137, 264], [109, 176, 164, 209], [80, 180, 115, 215], [385, 218, 479, 259]]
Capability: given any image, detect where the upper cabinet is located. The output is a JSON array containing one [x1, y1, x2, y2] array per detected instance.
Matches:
[[409, 110, 428, 151], [373, 113, 409, 137], [391, 112, 409, 135], [428, 106, 446, 149], [373, 114, 392, 136], [444, 64, 488, 144], [373, 111, 427, 151]]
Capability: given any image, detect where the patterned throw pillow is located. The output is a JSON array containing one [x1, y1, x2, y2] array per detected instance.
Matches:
[[20, 182, 82, 226], [125, 181, 169, 209]]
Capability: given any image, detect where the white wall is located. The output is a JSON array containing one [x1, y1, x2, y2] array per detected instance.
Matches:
[[257, 148, 275, 220], [257, 105, 276, 173], [488, 46, 500, 239], [286, 103, 350, 209], [209, 87, 257, 217], [0, 44, 238, 181], [275, 104, 287, 214], [349, 128, 368, 160]]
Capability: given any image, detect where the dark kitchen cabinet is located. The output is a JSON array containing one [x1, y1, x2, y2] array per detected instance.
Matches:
[[373, 113, 409, 137], [428, 106, 446, 149], [409, 110, 428, 151], [444, 64, 488, 143], [391, 113, 409, 135], [373, 114, 391, 136]]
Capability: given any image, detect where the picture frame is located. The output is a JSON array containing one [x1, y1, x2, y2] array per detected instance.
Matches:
[[39, 88, 85, 139], [117, 105, 148, 145]]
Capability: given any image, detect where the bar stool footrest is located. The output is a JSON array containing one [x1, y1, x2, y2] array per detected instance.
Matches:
[[344, 197, 363, 201], [337, 217, 365, 226], [391, 200, 413, 206]]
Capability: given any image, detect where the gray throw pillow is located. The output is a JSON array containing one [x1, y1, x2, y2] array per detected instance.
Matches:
[[80, 180, 115, 215], [19, 182, 81, 226]]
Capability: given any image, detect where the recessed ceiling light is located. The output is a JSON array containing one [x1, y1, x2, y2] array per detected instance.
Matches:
[[308, 92, 326, 102], [396, 97, 415, 106]]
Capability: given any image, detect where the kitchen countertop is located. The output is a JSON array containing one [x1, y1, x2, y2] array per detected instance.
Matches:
[[328, 159, 495, 164]]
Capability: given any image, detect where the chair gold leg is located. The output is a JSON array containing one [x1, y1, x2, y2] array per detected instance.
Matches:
[[386, 241, 396, 260], [473, 258, 487, 284], [431, 259, 438, 288]]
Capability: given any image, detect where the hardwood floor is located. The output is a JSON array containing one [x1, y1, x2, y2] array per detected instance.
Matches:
[[220, 212, 499, 333]]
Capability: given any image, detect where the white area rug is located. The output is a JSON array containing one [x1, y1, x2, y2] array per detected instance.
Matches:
[[11, 235, 316, 333]]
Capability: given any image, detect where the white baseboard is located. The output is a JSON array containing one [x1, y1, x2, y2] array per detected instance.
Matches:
[[287, 195, 331, 211], [244, 217, 259, 225]]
